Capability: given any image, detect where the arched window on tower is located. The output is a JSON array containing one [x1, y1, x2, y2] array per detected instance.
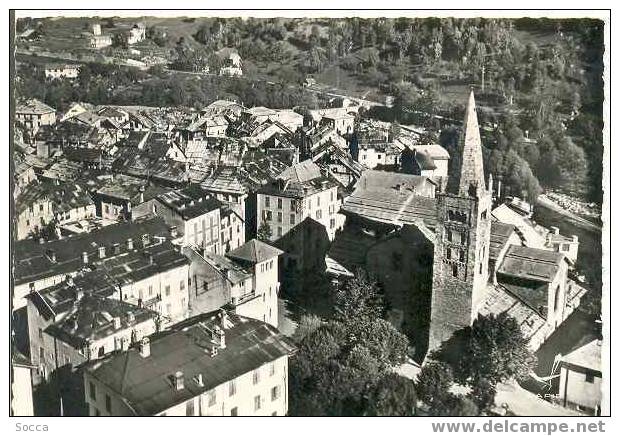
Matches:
[[468, 183, 477, 197]]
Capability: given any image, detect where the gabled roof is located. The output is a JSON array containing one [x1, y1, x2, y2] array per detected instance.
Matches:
[[561, 339, 602, 373], [498, 245, 565, 283], [277, 160, 322, 183], [342, 170, 437, 227], [16, 99, 55, 115], [85, 311, 295, 416], [489, 221, 517, 262], [44, 294, 157, 349], [226, 239, 283, 264]]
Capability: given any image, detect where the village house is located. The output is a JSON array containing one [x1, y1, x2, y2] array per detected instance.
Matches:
[[134, 185, 224, 253], [11, 351, 36, 416], [16, 99, 56, 134], [216, 48, 243, 77], [83, 311, 295, 416], [127, 23, 146, 45], [26, 272, 158, 387], [183, 238, 281, 328], [308, 108, 356, 135], [14, 181, 96, 241], [89, 34, 113, 49], [44, 64, 80, 80], [94, 175, 170, 222], [556, 339, 602, 415], [257, 160, 341, 242], [12, 217, 172, 313]]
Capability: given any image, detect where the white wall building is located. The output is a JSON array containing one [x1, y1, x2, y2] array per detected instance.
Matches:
[[83, 311, 295, 416]]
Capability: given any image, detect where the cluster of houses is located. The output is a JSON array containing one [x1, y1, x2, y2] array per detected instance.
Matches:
[[12, 90, 600, 416]]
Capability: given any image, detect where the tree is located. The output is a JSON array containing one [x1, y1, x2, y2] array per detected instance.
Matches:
[[334, 270, 384, 325], [416, 361, 454, 406], [367, 373, 417, 416], [431, 394, 479, 416], [468, 377, 497, 411], [438, 313, 536, 386], [256, 220, 273, 242]]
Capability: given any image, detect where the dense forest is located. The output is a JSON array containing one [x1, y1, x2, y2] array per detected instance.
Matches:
[[15, 17, 604, 204]]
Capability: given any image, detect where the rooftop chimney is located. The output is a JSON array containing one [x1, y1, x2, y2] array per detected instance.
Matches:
[[47, 249, 57, 263], [139, 185, 145, 204], [127, 312, 135, 324], [142, 234, 150, 247], [174, 371, 184, 390], [572, 235, 579, 243], [98, 246, 106, 259], [169, 226, 178, 238], [39, 237, 45, 245], [75, 288, 84, 301], [550, 226, 560, 235], [195, 373, 204, 387], [113, 317, 121, 330], [143, 251, 154, 265], [127, 238, 134, 250], [214, 325, 226, 349], [139, 337, 150, 358], [66, 275, 74, 287], [113, 243, 121, 255], [82, 251, 89, 264]]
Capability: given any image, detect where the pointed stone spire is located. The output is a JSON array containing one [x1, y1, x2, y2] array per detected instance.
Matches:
[[458, 90, 487, 197]]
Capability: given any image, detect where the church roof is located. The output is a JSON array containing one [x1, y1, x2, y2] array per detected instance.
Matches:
[[457, 90, 486, 197]]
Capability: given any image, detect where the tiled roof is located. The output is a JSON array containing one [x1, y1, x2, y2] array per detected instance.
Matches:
[[277, 160, 322, 183], [85, 311, 295, 416], [44, 294, 157, 349], [16, 99, 55, 115], [561, 339, 602, 372], [341, 170, 437, 227], [14, 217, 171, 286], [497, 245, 565, 283], [155, 185, 222, 220], [489, 221, 516, 261], [226, 239, 283, 264]]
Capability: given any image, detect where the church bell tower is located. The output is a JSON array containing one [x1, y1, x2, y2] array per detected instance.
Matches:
[[428, 90, 492, 353]]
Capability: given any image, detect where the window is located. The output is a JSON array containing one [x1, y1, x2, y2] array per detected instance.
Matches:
[[290, 214, 296, 225], [277, 227, 282, 237], [269, 260, 273, 270], [265, 196, 271, 208], [330, 218, 336, 229], [271, 385, 281, 401], [452, 264, 458, 278], [38, 328, 43, 340], [229, 380, 236, 396], [446, 247, 452, 260], [165, 285, 171, 296], [562, 243, 570, 251], [316, 196, 321, 207], [148, 285, 153, 297], [266, 211, 273, 221], [316, 210, 322, 220], [90, 382, 96, 400], [105, 394, 112, 413], [481, 209, 487, 219], [166, 303, 172, 314], [272, 411, 278, 416], [186, 399, 194, 416], [460, 232, 467, 244], [277, 212, 283, 223], [330, 191, 334, 202], [207, 389, 216, 406], [180, 280, 185, 291], [447, 230, 452, 242], [459, 250, 465, 262], [230, 407, 238, 416], [277, 198, 282, 209], [585, 373, 595, 383], [254, 395, 261, 411], [253, 368, 261, 385], [270, 362, 276, 377]]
